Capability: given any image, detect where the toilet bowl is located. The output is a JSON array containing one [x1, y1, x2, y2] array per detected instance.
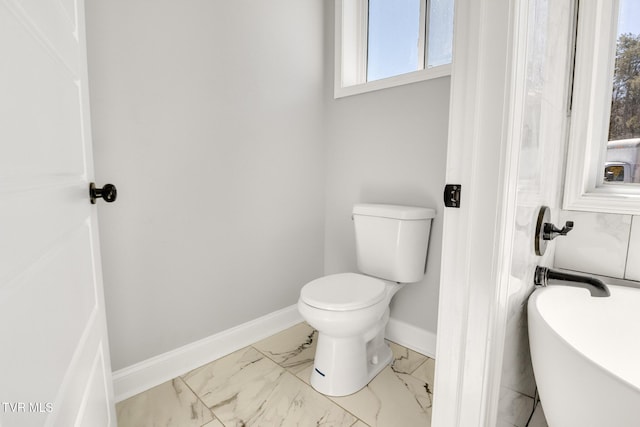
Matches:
[[298, 272, 403, 396], [298, 203, 435, 397]]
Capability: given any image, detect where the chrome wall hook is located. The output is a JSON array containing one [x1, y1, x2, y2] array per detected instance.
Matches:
[[543, 220, 574, 240], [534, 206, 575, 256]]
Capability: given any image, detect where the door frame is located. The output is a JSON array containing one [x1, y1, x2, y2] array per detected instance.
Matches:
[[432, 0, 529, 425]]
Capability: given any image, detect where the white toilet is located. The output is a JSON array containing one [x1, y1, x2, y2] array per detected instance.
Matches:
[[298, 203, 435, 396]]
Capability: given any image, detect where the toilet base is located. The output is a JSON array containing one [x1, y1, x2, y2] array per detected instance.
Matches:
[[309, 312, 393, 396]]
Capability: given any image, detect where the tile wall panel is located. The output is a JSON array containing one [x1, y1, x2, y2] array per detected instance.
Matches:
[[625, 216, 640, 281], [554, 211, 632, 279]]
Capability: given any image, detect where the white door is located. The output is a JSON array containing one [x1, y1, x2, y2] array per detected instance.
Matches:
[[0, 0, 116, 426]]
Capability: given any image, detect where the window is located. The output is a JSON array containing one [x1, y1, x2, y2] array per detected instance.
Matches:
[[604, 0, 640, 184], [564, 0, 640, 214], [334, 0, 454, 98]]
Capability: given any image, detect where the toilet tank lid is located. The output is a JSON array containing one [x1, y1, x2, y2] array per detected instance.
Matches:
[[353, 204, 435, 220]]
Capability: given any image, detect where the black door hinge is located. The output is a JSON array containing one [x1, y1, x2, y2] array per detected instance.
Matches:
[[444, 184, 461, 208]]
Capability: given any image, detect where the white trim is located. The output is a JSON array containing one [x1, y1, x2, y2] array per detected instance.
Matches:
[[111, 305, 303, 402], [336, 0, 368, 89], [386, 317, 437, 359], [111, 304, 438, 403], [418, 0, 428, 71], [335, 66, 452, 98], [563, 0, 640, 214], [481, 2, 531, 425], [432, 0, 524, 425], [563, 189, 640, 214]]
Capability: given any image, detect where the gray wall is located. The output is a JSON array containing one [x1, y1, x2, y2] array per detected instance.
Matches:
[[87, 0, 450, 371], [323, 3, 449, 333], [86, 0, 326, 370]]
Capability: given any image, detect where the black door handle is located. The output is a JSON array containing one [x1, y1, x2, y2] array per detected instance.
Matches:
[[90, 182, 117, 204]]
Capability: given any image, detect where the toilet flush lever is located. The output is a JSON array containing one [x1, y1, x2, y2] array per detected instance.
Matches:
[[543, 221, 574, 241]]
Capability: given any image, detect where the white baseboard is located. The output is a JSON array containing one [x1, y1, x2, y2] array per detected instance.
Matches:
[[386, 317, 437, 359], [112, 304, 303, 402], [112, 307, 436, 402]]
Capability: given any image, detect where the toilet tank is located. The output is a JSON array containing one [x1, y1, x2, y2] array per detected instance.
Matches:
[[352, 204, 435, 283]]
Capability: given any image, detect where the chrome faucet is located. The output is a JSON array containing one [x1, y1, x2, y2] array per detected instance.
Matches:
[[534, 266, 610, 297]]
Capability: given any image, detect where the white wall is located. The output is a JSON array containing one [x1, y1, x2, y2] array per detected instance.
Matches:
[[323, 2, 449, 334], [86, 0, 326, 370]]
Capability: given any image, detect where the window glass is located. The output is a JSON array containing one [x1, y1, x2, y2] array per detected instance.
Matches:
[[335, 0, 453, 98], [605, 0, 640, 183], [427, 0, 454, 67], [608, 0, 640, 141], [367, 0, 422, 81]]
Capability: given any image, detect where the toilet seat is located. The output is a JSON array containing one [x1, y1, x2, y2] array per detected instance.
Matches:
[[300, 273, 386, 311]]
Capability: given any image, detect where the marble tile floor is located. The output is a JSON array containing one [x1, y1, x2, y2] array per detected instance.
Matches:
[[116, 322, 435, 427]]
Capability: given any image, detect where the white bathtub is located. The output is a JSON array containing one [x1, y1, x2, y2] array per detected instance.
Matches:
[[528, 284, 640, 427]]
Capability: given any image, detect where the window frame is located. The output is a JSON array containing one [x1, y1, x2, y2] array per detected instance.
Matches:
[[564, 0, 640, 214], [334, 0, 452, 99]]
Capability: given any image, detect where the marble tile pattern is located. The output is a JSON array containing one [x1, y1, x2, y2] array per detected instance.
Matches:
[[497, 388, 538, 427], [625, 216, 640, 281], [554, 210, 632, 279], [116, 378, 214, 427], [116, 322, 435, 427], [528, 401, 548, 427]]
